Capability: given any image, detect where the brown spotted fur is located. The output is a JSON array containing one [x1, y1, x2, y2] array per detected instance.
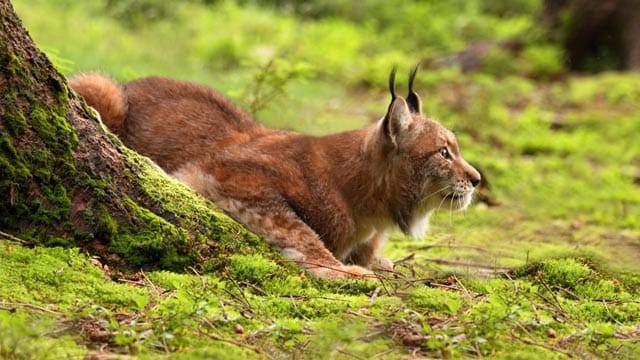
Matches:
[[69, 70, 480, 279]]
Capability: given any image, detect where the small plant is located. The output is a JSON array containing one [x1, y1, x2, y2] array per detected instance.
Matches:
[[242, 57, 313, 116]]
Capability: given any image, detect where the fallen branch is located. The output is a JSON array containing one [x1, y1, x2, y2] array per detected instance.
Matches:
[[0, 230, 34, 246], [409, 244, 489, 253], [0, 302, 60, 314], [422, 257, 512, 271]]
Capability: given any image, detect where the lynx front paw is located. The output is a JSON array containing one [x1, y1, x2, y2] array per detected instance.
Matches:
[[308, 265, 377, 280], [371, 256, 394, 272]]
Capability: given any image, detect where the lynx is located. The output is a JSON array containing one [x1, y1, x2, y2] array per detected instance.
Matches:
[[69, 68, 481, 279]]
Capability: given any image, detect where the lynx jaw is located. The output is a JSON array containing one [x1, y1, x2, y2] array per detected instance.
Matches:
[[445, 190, 473, 210]]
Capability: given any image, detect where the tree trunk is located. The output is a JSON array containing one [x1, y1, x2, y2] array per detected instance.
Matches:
[[0, 0, 267, 271], [544, 0, 640, 72]]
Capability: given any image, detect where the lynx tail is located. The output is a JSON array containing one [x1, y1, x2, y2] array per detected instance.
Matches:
[[69, 73, 127, 135]]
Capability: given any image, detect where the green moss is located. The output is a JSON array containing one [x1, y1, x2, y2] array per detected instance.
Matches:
[[152, 346, 260, 360], [305, 316, 395, 359], [22, 147, 53, 181], [263, 274, 316, 296], [0, 242, 151, 309], [407, 286, 466, 314], [95, 205, 118, 239], [146, 270, 209, 290], [5, 51, 26, 79], [0, 133, 31, 186], [540, 258, 595, 290], [28, 107, 78, 153], [2, 105, 27, 137], [111, 198, 192, 269], [227, 254, 280, 284], [255, 293, 369, 319], [0, 311, 86, 360], [0, 132, 73, 243]]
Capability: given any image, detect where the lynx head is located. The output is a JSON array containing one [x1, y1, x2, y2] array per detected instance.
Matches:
[[376, 66, 481, 238]]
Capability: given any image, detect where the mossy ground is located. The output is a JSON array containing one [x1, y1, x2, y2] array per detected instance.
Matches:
[[3, 0, 640, 358]]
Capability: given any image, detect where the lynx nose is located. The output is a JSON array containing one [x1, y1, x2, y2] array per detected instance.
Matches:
[[467, 166, 481, 188]]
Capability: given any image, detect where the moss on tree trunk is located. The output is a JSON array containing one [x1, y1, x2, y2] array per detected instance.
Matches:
[[0, 0, 273, 272]]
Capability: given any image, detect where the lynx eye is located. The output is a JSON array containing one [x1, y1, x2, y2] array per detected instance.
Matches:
[[439, 147, 452, 160]]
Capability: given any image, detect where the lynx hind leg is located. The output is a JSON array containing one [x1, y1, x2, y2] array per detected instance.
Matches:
[[227, 201, 376, 280], [173, 164, 375, 279]]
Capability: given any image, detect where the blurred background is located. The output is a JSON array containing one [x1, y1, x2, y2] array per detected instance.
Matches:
[[12, 0, 640, 273]]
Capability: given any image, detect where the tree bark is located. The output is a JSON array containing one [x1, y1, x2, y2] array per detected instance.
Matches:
[[0, 0, 266, 271], [544, 0, 640, 72]]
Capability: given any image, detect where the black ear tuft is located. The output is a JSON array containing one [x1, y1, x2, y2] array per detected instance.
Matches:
[[406, 64, 422, 114], [408, 64, 418, 94], [388, 66, 397, 102]]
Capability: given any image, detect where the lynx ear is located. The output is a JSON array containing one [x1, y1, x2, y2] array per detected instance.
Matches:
[[406, 65, 422, 114], [382, 96, 414, 148]]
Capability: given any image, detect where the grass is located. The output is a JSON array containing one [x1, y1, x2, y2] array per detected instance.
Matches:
[[4, 0, 640, 358]]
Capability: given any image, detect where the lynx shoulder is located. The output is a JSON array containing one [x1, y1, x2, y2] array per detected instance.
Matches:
[[70, 68, 480, 279]]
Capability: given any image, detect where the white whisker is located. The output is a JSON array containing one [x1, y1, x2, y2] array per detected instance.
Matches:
[[424, 185, 450, 201], [448, 193, 454, 226], [433, 191, 450, 226]]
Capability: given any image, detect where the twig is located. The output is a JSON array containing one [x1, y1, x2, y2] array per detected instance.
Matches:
[[222, 269, 254, 313], [531, 302, 542, 324], [410, 244, 489, 253], [511, 323, 574, 358], [277, 294, 349, 302], [372, 349, 395, 359], [277, 259, 378, 280], [475, 340, 483, 358], [589, 298, 640, 304], [393, 253, 416, 265], [189, 266, 207, 288], [285, 294, 311, 322], [345, 310, 374, 319], [198, 321, 274, 359], [453, 274, 474, 301], [369, 287, 381, 306], [536, 272, 565, 314], [602, 299, 626, 327], [218, 299, 228, 321], [241, 281, 269, 297], [336, 348, 367, 360], [0, 302, 60, 314], [0, 230, 33, 246], [421, 257, 512, 271], [140, 270, 162, 296]]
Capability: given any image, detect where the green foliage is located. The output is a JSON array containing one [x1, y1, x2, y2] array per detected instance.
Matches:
[[540, 258, 595, 290], [0, 311, 85, 359], [238, 57, 313, 116], [521, 45, 565, 79], [407, 287, 466, 315], [0, 244, 151, 308], [227, 254, 280, 284]]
